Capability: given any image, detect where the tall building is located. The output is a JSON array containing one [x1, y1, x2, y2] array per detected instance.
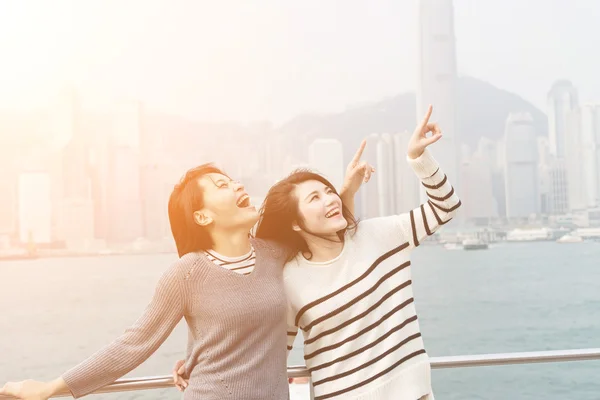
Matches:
[[580, 104, 600, 207], [107, 101, 144, 243], [547, 80, 578, 158], [308, 139, 345, 191], [0, 160, 17, 242], [538, 137, 569, 215], [460, 138, 498, 221], [376, 134, 396, 216], [417, 0, 459, 199], [139, 105, 170, 241], [567, 104, 600, 210], [549, 160, 569, 214], [504, 113, 539, 219], [17, 172, 53, 244], [52, 89, 91, 200]]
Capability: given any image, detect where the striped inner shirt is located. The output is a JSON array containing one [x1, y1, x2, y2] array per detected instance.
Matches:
[[284, 149, 461, 400], [204, 247, 256, 275]]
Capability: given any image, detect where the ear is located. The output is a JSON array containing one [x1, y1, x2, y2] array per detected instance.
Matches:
[[291, 221, 302, 232], [193, 211, 213, 227]]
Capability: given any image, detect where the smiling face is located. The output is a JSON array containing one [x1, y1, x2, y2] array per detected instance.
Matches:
[[292, 179, 348, 238], [194, 173, 258, 231]]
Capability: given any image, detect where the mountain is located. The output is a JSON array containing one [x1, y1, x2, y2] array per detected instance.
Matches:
[[278, 76, 548, 164]]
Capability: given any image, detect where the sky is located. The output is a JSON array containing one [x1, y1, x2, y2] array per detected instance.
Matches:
[[0, 0, 598, 124]]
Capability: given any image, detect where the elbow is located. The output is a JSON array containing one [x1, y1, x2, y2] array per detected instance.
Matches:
[[447, 198, 462, 220]]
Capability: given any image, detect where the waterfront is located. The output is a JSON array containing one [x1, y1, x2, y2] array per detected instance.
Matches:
[[1, 242, 600, 399]]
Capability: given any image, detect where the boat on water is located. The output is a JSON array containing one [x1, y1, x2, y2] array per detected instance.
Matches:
[[556, 234, 583, 243], [462, 238, 488, 250], [443, 242, 462, 250], [506, 228, 556, 242]]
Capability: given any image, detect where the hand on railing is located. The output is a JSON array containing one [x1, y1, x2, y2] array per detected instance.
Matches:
[[172, 359, 188, 392]]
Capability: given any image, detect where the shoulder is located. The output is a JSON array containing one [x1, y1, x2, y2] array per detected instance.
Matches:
[[354, 216, 403, 239], [251, 238, 293, 262], [162, 252, 210, 284], [350, 216, 412, 253]]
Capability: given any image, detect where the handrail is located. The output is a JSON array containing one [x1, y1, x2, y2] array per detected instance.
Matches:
[[2, 348, 600, 399]]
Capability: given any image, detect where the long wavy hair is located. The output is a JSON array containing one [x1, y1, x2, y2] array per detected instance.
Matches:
[[255, 169, 358, 262]]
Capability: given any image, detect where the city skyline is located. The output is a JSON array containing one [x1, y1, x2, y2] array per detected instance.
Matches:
[[1, 0, 600, 252]]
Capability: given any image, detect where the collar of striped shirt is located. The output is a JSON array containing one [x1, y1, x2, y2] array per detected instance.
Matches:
[[204, 246, 256, 275]]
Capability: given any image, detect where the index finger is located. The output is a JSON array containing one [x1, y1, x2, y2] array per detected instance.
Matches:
[[351, 139, 367, 165], [420, 105, 433, 128]]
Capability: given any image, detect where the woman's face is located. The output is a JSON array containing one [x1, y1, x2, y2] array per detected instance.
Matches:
[[292, 179, 348, 237], [195, 173, 258, 230]]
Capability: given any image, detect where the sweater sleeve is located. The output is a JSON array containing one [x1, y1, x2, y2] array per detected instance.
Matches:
[[374, 149, 462, 250], [61, 266, 185, 398]]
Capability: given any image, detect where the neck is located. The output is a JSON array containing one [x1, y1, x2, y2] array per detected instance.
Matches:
[[209, 228, 252, 257], [303, 234, 344, 262]]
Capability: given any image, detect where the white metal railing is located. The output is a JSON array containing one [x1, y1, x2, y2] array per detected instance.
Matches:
[[2, 348, 600, 399]]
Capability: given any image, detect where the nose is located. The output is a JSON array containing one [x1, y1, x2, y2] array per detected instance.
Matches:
[[324, 192, 336, 207], [232, 180, 245, 192]]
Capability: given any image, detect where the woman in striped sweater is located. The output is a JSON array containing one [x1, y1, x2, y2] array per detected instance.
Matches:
[[256, 105, 462, 400]]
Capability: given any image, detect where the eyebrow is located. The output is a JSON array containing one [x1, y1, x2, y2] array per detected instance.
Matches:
[[304, 190, 318, 201], [208, 176, 231, 187]]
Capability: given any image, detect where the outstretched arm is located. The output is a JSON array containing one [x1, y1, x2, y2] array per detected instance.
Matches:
[[1, 267, 185, 400]]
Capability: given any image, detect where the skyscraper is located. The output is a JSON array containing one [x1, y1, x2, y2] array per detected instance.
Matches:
[[54, 89, 91, 200], [567, 104, 600, 210], [0, 160, 17, 242], [460, 138, 498, 221], [580, 104, 600, 208], [504, 113, 539, 219], [376, 134, 396, 216], [18, 172, 52, 244], [547, 80, 578, 158], [107, 101, 144, 243], [417, 0, 459, 200]]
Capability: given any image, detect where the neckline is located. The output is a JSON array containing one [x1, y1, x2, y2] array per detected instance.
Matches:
[[198, 239, 261, 279], [205, 246, 254, 263], [296, 238, 347, 267]]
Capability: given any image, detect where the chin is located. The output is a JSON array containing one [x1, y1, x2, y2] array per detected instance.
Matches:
[[323, 220, 347, 234], [335, 219, 349, 231]]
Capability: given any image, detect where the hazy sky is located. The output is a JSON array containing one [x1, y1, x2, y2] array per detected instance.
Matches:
[[0, 0, 598, 124]]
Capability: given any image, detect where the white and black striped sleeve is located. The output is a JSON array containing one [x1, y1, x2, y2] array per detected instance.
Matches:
[[397, 149, 462, 249]]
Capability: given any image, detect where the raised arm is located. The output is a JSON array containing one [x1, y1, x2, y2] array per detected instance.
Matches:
[[1, 266, 185, 400], [396, 105, 461, 248], [339, 139, 375, 215]]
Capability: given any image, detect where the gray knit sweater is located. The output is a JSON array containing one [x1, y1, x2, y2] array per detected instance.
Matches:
[[62, 239, 290, 400]]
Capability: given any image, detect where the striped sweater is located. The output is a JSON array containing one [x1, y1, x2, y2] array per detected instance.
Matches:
[[284, 149, 461, 400]]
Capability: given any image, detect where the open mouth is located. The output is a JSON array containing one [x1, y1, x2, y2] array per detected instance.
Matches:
[[236, 194, 251, 208], [325, 208, 341, 218]]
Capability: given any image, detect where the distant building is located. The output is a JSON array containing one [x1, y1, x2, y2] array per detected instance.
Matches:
[[417, 0, 459, 200], [504, 113, 539, 219]]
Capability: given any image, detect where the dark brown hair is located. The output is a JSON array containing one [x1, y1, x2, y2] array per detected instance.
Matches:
[[168, 163, 229, 257], [255, 169, 358, 261]]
